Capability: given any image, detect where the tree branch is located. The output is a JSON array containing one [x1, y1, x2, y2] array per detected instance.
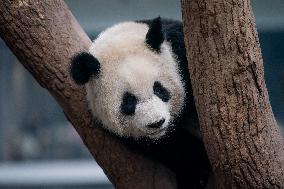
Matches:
[[181, 0, 284, 188], [0, 1, 176, 188]]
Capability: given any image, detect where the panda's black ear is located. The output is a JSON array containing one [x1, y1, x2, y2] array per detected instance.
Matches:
[[145, 16, 164, 53], [70, 52, 101, 85]]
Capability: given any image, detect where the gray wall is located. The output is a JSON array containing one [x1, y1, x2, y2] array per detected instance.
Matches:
[[65, 0, 284, 33]]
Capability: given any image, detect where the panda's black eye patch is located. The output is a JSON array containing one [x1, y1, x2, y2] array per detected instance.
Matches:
[[121, 92, 138, 116], [153, 81, 170, 102]]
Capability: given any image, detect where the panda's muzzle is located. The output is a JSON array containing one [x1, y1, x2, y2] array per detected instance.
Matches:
[[146, 118, 165, 129]]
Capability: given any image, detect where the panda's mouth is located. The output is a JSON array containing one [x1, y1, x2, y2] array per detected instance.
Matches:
[[143, 118, 170, 136], [147, 126, 167, 135]]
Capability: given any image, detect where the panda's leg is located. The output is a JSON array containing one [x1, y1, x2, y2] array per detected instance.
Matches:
[[174, 130, 212, 189], [175, 162, 211, 189]]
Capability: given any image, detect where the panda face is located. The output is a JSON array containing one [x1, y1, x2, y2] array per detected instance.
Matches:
[[71, 19, 186, 140]]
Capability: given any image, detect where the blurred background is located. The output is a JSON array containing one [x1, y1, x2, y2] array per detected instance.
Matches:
[[0, 0, 283, 188]]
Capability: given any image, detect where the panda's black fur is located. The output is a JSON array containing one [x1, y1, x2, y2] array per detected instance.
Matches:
[[70, 17, 212, 189], [132, 18, 211, 189]]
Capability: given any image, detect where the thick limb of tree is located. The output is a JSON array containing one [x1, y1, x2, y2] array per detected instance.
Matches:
[[181, 0, 284, 188], [0, 1, 176, 188]]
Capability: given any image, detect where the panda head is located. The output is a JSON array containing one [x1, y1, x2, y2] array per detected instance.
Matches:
[[70, 17, 186, 140]]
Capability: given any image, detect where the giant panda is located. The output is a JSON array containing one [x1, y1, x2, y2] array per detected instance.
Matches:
[[70, 17, 211, 189]]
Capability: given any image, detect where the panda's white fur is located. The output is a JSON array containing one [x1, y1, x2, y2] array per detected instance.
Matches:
[[70, 17, 212, 189], [86, 22, 186, 139]]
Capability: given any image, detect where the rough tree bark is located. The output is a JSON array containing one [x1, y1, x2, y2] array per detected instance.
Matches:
[[181, 0, 284, 188], [0, 1, 177, 188]]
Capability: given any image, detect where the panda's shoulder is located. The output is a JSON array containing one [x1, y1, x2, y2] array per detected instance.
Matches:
[[136, 18, 185, 61], [136, 18, 183, 39], [160, 19, 186, 63]]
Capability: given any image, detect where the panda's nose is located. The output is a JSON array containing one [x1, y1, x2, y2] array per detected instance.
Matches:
[[147, 118, 165, 129]]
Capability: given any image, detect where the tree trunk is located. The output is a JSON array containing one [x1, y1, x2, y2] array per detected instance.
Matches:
[[181, 0, 284, 188], [0, 1, 176, 188]]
